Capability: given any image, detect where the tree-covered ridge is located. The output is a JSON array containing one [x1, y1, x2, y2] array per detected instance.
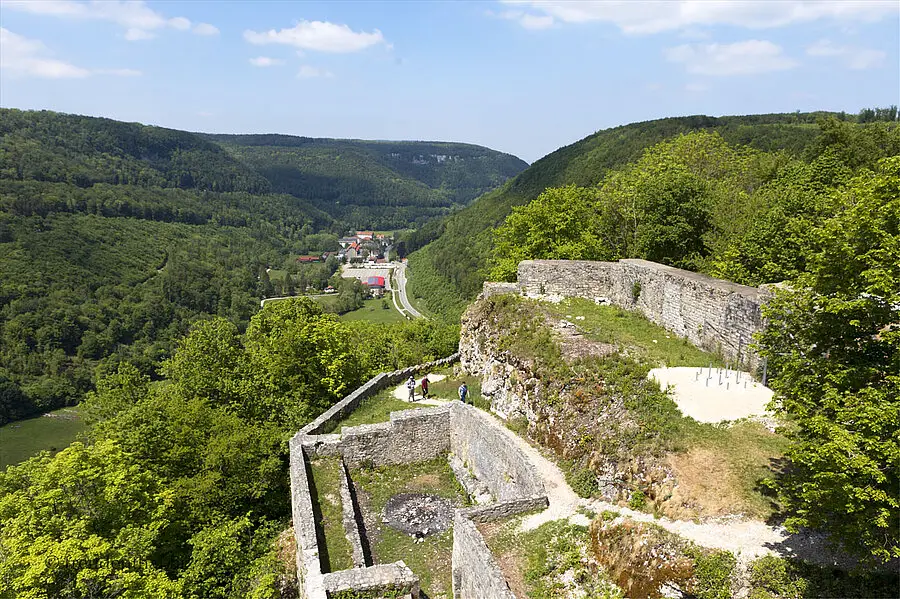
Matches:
[[406, 110, 898, 317], [208, 134, 528, 229], [0, 109, 272, 193], [0, 109, 527, 230], [489, 120, 899, 287]]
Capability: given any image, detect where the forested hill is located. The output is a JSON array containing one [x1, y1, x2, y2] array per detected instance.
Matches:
[[0, 109, 527, 230], [0, 109, 344, 425], [205, 133, 528, 229], [0, 109, 272, 193], [406, 110, 900, 316]]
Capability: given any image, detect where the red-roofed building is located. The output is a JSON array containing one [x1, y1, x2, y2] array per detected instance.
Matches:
[[356, 231, 375, 240], [296, 255, 322, 263]]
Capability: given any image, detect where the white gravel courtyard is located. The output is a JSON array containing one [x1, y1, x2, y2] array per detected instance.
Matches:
[[648, 366, 774, 423]]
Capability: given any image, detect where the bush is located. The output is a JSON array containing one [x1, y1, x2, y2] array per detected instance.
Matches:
[[686, 548, 736, 599], [568, 467, 599, 498]]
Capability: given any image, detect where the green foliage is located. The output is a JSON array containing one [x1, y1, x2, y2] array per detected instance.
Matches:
[[747, 555, 899, 599], [758, 157, 900, 562], [685, 548, 736, 599], [408, 112, 846, 316], [567, 467, 600, 499], [491, 185, 609, 281], [627, 490, 647, 510]]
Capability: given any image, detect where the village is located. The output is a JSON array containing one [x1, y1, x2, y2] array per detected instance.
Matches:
[[260, 231, 423, 319]]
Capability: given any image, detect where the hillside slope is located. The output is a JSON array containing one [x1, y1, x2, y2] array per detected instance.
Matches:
[[405, 112, 870, 316], [207, 134, 528, 229]]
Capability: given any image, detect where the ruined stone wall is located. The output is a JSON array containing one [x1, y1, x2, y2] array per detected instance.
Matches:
[[288, 438, 327, 599], [517, 259, 764, 368], [301, 406, 451, 468], [290, 353, 550, 599], [301, 353, 459, 436], [450, 402, 544, 501], [452, 513, 517, 599], [322, 563, 419, 597]]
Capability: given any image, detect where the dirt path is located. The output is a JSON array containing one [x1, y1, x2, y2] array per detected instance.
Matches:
[[475, 407, 851, 568], [392, 374, 449, 406]]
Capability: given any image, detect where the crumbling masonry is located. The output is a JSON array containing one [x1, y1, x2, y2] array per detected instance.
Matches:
[[289, 353, 548, 599]]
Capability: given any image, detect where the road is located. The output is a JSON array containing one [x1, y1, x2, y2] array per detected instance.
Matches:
[[393, 261, 424, 319]]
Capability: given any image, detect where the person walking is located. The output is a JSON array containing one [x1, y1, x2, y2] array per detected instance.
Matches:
[[407, 375, 416, 402], [458, 382, 468, 404], [421, 375, 429, 399]]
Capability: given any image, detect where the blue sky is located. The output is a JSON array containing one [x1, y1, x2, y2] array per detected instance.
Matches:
[[1, 1, 898, 162]]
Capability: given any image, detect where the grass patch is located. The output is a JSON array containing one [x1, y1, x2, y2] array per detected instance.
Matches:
[[668, 419, 790, 519], [546, 298, 724, 368], [0, 408, 87, 470], [307, 457, 354, 573], [334, 389, 430, 429], [485, 519, 623, 599], [352, 458, 466, 598], [340, 298, 407, 324]]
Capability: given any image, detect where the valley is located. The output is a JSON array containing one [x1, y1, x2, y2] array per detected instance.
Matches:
[[0, 106, 896, 599]]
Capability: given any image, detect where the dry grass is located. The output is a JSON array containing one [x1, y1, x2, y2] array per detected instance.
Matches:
[[663, 420, 789, 520]]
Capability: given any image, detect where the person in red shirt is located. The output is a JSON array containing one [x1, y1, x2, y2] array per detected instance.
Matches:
[[421, 375, 429, 399]]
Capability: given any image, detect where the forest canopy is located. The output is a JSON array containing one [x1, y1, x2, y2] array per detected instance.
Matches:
[[0, 299, 458, 598]]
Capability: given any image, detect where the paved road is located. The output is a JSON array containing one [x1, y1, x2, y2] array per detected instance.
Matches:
[[393, 262, 424, 319]]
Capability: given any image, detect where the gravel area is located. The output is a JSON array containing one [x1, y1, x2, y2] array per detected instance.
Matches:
[[648, 366, 774, 423], [383, 493, 454, 537]]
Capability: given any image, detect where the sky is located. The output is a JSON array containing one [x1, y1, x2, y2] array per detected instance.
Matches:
[[0, 1, 898, 162]]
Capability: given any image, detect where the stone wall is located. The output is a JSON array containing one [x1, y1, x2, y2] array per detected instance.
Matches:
[[288, 438, 327, 599], [301, 353, 459, 436], [516, 259, 764, 368], [450, 402, 544, 501], [302, 407, 451, 468], [323, 563, 420, 597], [339, 460, 367, 568], [290, 352, 551, 599], [452, 513, 516, 599]]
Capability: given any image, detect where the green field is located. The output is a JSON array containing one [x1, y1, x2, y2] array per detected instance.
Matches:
[[1, 408, 88, 470], [339, 298, 407, 324]]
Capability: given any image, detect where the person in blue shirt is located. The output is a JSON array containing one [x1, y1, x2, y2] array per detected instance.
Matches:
[[458, 382, 468, 403]]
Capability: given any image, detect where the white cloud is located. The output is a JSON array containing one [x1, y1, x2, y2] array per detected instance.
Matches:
[[97, 67, 141, 76], [168, 16, 191, 31], [249, 56, 284, 67], [665, 40, 798, 75], [0, 27, 140, 78], [807, 39, 886, 69], [124, 28, 155, 41], [496, 9, 555, 29], [193, 23, 220, 36], [244, 20, 386, 53], [3, 0, 218, 40], [297, 65, 334, 78], [500, 1, 898, 34]]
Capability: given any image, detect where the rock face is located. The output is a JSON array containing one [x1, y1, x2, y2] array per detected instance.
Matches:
[[459, 301, 543, 423], [459, 295, 674, 504]]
